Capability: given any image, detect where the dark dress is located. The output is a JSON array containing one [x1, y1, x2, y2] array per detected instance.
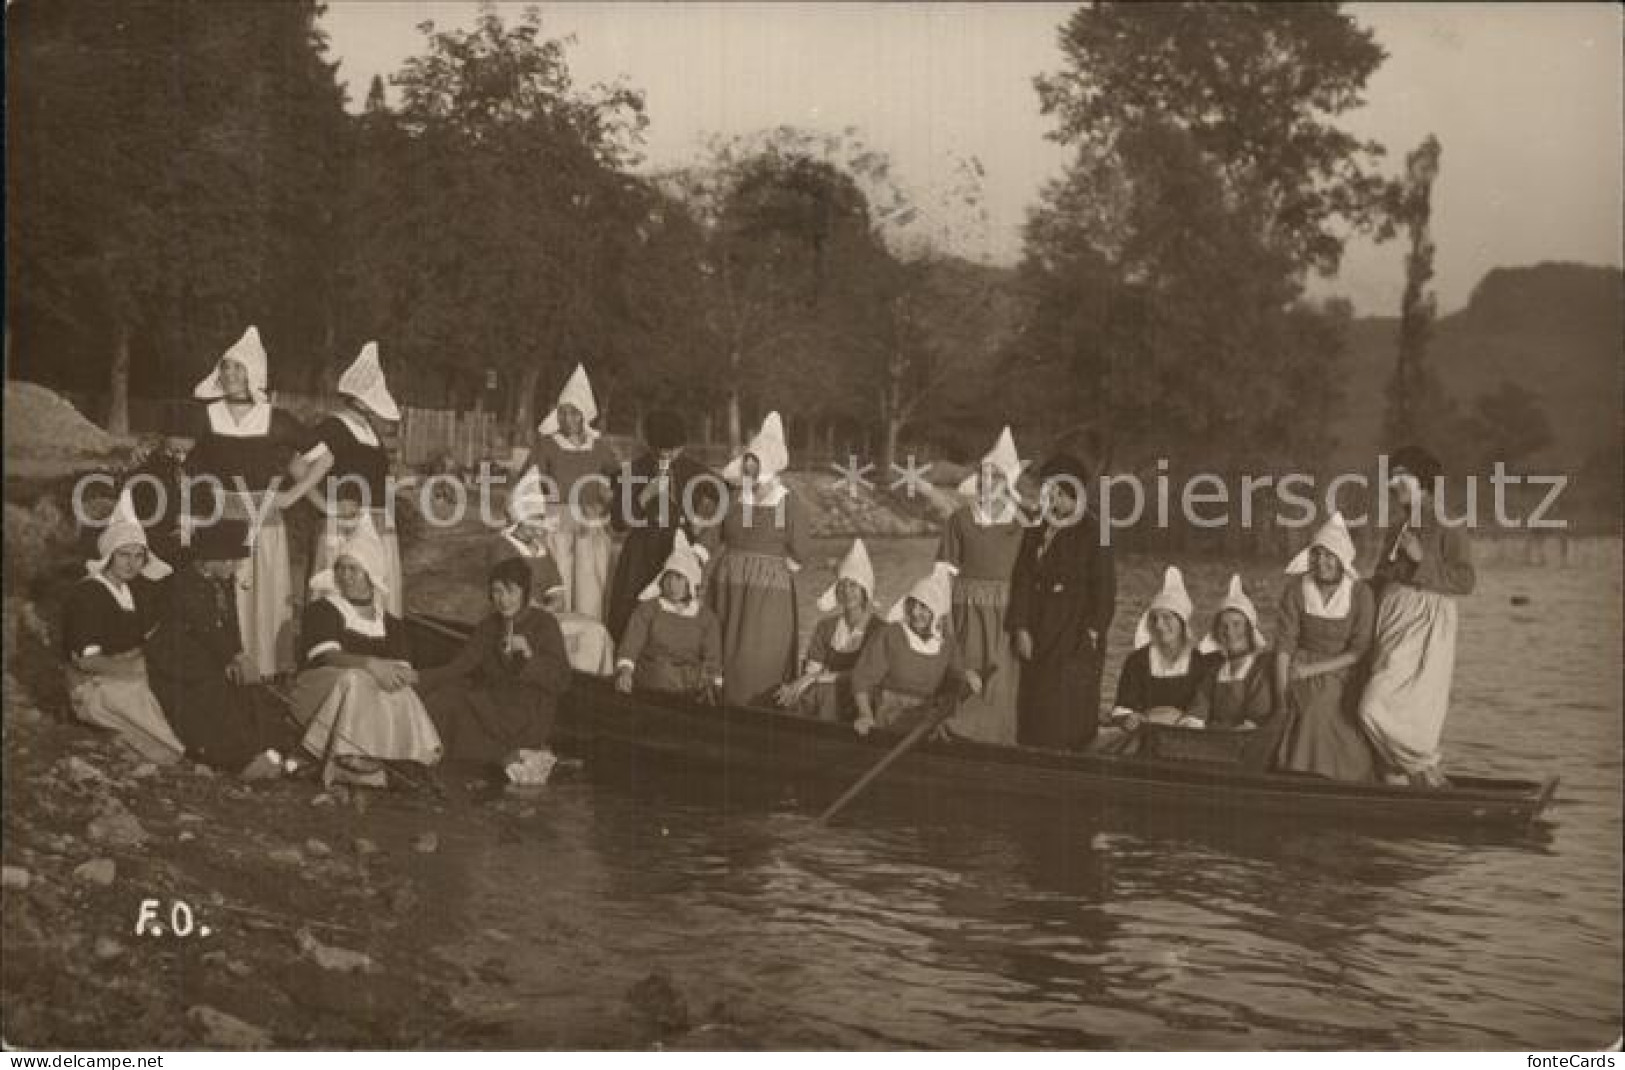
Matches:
[[420, 607, 572, 762], [1111, 646, 1212, 714], [145, 566, 297, 771], [1188, 654, 1282, 772], [307, 415, 390, 509], [60, 576, 188, 764], [795, 613, 880, 722], [605, 451, 715, 644], [1275, 578, 1379, 781], [1007, 518, 1116, 749], [61, 576, 158, 660]]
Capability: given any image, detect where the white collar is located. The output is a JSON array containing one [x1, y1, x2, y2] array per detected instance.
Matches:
[[92, 572, 136, 613], [1147, 644, 1193, 678], [1302, 575, 1353, 619], [740, 478, 788, 509], [323, 592, 386, 637], [337, 410, 379, 448], [1216, 653, 1257, 683], [831, 614, 870, 651], [900, 623, 942, 657], [658, 597, 700, 618], [502, 530, 549, 558], [206, 399, 272, 437], [970, 500, 1019, 527], [549, 429, 601, 452]]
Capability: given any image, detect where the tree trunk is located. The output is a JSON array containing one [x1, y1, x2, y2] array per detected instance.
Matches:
[[726, 384, 743, 456], [107, 318, 131, 437], [822, 420, 835, 459], [701, 410, 714, 446]]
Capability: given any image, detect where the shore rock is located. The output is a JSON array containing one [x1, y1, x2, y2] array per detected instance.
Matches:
[[1, 865, 31, 890], [88, 804, 149, 848], [73, 858, 116, 886], [187, 1005, 272, 1050], [296, 928, 379, 975]]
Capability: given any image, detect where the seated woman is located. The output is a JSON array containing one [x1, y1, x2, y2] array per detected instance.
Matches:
[[775, 539, 879, 722], [493, 467, 616, 676], [1274, 511, 1378, 781], [850, 568, 982, 737], [614, 531, 723, 701], [420, 557, 572, 785], [1095, 566, 1210, 754], [60, 490, 187, 765], [146, 516, 300, 778], [1189, 574, 1281, 769], [290, 525, 442, 788]]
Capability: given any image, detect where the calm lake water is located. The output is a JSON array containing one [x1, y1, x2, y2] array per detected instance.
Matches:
[[407, 538, 1622, 1049]]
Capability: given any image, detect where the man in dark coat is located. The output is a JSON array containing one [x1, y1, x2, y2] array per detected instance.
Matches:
[[145, 517, 299, 776], [603, 409, 718, 644], [1008, 453, 1116, 750]]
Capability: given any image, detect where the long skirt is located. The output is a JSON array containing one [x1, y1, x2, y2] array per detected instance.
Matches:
[[1275, 665, 1375, 781], [310, 507, 403, 617], [554, 611, 616, 676], [66, 661, 187, 765], [152, 676, 296, 773], [707, 550, 798, 707], [1016, 645, 1102, 750], [291, 666, 442, 786], [1359, 585, 1458, 776], [223, 493, 298, 677], [946, 578, 1020, 746], [545, 511, 611, 620], [424, 683, 555, 764]]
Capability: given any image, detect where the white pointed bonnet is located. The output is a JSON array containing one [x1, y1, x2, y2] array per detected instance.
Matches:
[[193, 326, 269, 401], [338, 341, 400, 422], [885, 566, 952, 631], [505, 465, 554, 528], [1133, 565, 1194, 650], [537, 363, 600, 438], [817, 538, 875, 613], [86, 488, 171, 581], [1198, 573, 1265, 655], [639, 529, 705, 601], [1286, 511, 1359, 579], [309, 512, 390, 599], [956, 425, 1024, 496], [722, 411, 789, 484]]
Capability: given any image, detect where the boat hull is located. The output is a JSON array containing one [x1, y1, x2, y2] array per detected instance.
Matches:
[[407, 614, 1557, 831]]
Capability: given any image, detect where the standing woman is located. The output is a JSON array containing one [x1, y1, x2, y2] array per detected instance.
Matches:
[[1008, 453, 1116, 750], [184, 326, 321, 678], [939, 426, 1027, 744], [1274, 512, 1377, 780], [60, 490, 187, 765], [1359, 447, 1475, 788], [708, 412, 814, 707], [521, 364, 618, 619], [300, 342, 403, 615], [605, 409, 714, 645]]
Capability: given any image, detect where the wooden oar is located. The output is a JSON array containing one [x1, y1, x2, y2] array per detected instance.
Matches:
[[816, 667, 992, 827]]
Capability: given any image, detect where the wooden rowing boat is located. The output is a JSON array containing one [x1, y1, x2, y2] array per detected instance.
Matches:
[[406, 613, 1559, 831]]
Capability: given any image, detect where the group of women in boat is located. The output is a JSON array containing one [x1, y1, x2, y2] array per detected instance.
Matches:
[[60, 330, 1474, 792]]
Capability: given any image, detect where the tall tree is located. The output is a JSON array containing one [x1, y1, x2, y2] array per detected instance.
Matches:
[[1020, 2, 1388, 470], [1382, 134, 1446, 448]]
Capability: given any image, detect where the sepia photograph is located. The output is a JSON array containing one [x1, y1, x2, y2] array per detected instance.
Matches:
[[2, 0, 1621, 1054]]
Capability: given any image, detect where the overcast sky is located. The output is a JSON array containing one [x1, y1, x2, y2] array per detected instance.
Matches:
[[321, 1, 1622, 316]]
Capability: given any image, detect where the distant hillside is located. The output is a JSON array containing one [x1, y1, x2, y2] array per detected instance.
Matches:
[[1330, 262, 1622, 482]]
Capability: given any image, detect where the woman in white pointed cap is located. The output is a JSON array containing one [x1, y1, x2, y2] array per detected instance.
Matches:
[[614, 531, 724, 700], [520, 363, 619, 620], [775, 538, 880, 722], [489, 466, 616, 676], [707, 411, 814, 707], [1097, 566, 1212, 753], [291, 521, 441, 788], [60, 488, 188, 765], [300, 341, 404, 615], [849, 566, 981, 736], [938, 425, 1028, 745], [1358, 446, 1475, 788], [183, 326, 324, 678], [1275, 510, 1379, 781], [1188, 575, 1284, 770]]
